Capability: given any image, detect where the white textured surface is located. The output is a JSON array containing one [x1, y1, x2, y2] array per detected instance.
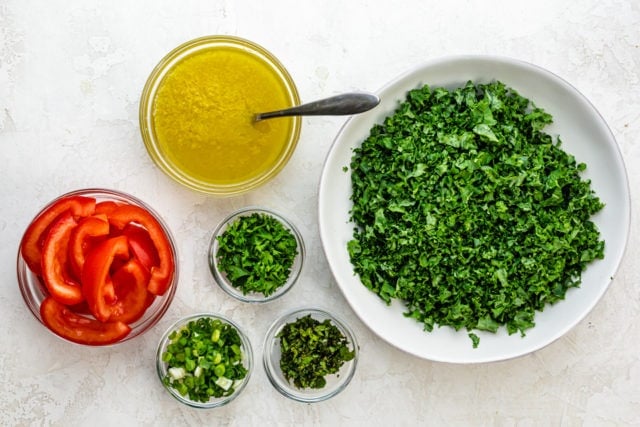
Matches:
[[1, 1, 639, 425]]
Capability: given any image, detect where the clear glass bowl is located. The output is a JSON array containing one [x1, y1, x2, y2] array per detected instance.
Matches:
[[208, 207, 305, 303], [156, 313, 253, 408], [16, 188, 178, 346], [139, 35, 301, 196], [262, 308, 358, 403]]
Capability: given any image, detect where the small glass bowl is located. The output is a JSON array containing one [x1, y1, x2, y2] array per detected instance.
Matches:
[[16, 188, 178, 346], [262, 308, 359, 403], [156, 313, 253, 408], [139, 35, 301, 196], [208, 207, 305, 303]]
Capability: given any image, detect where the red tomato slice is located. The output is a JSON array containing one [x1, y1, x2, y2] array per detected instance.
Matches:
[[82, 235, 130, 322], [122, 223, 160, 271], [21, 196, 96, 275], [40, 297, 131, 345], [109, 258, 151, 324], [108, 205, 175, 296], [41, 212, 84, 306], [68, 214, 110, 280]]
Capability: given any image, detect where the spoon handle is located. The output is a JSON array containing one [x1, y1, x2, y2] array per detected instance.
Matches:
[[255, 92, 380, 121]]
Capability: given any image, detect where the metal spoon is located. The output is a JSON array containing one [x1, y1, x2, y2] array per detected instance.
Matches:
[[254, 92, 380, 121]]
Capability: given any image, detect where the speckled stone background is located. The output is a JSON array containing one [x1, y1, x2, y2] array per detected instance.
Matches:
[[1, 1, 639, 425]]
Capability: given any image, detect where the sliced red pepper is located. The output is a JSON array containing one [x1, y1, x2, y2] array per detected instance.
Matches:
[[108, 204, 175, 296], [122, 223, 160, 271], [21, 195, 96, 275], [82, 235, 130, 322], [68, 214, 110, 281], [94, 200, 120, 215], [109, 258, 151, 324], [68, 300, 93, 316], [40, 297, 131, 345], [41, 212, 84, 306]]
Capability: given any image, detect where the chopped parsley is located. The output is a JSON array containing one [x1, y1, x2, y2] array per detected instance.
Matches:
[[348, 81, 605, 346], [277, 314, 355, 389], [216, 212, 298, 297]]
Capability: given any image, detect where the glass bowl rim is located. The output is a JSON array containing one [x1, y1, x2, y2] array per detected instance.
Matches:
[[16, 187, 179, 347], [262, 306, 359, 403], [208, 206, 305, 303], [155, 312, 254, 408]]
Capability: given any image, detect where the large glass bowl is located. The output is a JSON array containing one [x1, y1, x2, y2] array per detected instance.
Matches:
[[156, 313, 253, 408], [262, 308, 358, 403], [139, 35, 301, 196], [17, 188, 178, 346]]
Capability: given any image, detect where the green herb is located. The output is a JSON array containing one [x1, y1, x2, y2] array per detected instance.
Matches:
[[468, 332, 480, 349], [348, 81, 604, 346], [216, 213, 298, 296], [277, 314, 355, 389], [161, 317, 248, 402]]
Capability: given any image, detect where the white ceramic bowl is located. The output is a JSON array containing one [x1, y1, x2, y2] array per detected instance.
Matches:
[[318, 55, 630, 363]]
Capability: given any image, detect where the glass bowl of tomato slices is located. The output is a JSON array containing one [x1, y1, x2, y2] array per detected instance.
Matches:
[[17, 188, 179, 346]]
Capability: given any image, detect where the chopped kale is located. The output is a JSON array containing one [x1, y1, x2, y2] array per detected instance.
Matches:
[[348, 81, 605, 346]]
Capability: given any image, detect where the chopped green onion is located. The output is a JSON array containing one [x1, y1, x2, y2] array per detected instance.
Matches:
[[161, 317, 248, 403], [215, 376, 233, 391]]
